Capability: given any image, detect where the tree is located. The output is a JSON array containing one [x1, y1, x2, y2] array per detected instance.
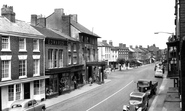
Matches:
[[117, 58, 125, 71]]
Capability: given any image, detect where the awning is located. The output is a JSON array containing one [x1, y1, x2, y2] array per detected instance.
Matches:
[[0, 76, 49, 87]]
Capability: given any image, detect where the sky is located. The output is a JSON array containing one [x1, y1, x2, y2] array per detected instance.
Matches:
[[0, 0, 175, 49]]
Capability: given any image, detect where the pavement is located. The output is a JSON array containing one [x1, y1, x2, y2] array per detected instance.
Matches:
[[41, 65, 182, 111], [42, 79, 111, 108], [148, 73, 181, 111]]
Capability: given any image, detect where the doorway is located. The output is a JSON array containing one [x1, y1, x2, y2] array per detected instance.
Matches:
[[24, 83, 30, 99]]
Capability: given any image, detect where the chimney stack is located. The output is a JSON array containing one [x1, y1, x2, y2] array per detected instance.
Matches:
[[119, 43, 123, 48], [102, 40, 107, 43], [130, 45, 133, 48], [70, 14, 77, 22], [37, 15, 46, 27], [123, 44, 126, 47], [31, 14, 37, 26], [1, 5, 15, 22], [109, 40, 113, 46]]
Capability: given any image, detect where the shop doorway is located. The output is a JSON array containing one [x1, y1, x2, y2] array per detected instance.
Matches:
[[24, 83, 30, 99]]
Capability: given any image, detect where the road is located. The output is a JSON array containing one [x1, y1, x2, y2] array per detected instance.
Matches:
[[46, 64, 163, 111]]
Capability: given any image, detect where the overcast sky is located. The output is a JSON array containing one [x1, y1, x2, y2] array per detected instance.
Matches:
[[0, 0, 175, 49]]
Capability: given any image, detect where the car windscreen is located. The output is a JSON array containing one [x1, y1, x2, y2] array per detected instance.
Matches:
[[11, 104, 22, 108], [138, 81, 149, 86], [130, 96, 142, 101]]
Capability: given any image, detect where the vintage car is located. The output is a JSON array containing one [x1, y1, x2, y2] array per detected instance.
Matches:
[[137, 79, 158, 98], [9, 99, 45, 111], [154, 68, 163, 78], [123, 92, 149, 111]]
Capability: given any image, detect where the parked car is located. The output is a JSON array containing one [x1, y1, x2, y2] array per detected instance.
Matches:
[[123, 92, 149, 111], [155, 68, 163, 78], [137, 79, 158, 98], [9, 99, 45, 111]]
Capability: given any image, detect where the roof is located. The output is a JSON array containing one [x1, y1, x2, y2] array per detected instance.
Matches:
[[71, 20, 100, 38], [98, 42, 111, 47], [49, 28, 78, 41], [11, 99, 32, 106], [130, 92, 145, 97], [138, 79, 150, 82], [32, 26, 66, 40], [0, 16, 45, 38]]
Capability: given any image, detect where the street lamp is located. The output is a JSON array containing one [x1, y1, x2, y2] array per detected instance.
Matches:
[[154, 32, 175, 42], [154, 32, 174, 35]]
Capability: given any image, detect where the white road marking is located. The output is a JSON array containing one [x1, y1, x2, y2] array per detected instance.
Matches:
[[86, 80, 133, 111]]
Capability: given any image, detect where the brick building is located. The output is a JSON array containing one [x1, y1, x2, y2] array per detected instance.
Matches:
[[0, 5, 48, 110]]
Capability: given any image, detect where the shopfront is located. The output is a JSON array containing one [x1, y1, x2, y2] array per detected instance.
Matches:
[[86, 61, 106, 84], [45, 65, 84, 98]]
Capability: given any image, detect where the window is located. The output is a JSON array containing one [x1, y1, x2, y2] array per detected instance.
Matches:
[[33, 59, 40, 76], [48, 49, 53, 68], [73, 53, 77, 64], [28, 101, 33, 107], [54, 49, 58, 68], [19, 60, 27, 77], [68, 44, 71, 51], [8, 85, 14, 101], [2, 60, 11, 80], [16, 84, 21, 100], [68, 54, 71, 64], [34, 80, 44, 95], [1, 36, 10, 51], [33, 39, 39, 51], [59, 50, 63, 67], [34, 80, 39, 95], [19, 38, 26, 51], [73, 44, 77, 51]]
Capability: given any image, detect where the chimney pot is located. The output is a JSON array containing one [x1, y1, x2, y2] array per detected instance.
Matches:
[[1, 5, 15, 22]]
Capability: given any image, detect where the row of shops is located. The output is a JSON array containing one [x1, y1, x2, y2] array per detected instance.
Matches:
[[45, 62, 106, 99]]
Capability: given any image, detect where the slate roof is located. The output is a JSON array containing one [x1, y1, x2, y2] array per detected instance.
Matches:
[[32, 26, 78, 41], [71, 20, 100, 38], [32, 26, 66, 40], [0, 16, 44, 38], [98, 42, 111, 47], [49, 28, 78, 41]]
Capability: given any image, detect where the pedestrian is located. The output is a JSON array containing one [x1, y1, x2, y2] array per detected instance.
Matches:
[[89, 77, 92, 86]]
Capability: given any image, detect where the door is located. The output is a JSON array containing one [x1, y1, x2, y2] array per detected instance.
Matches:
[[24, 82, 30, 99]]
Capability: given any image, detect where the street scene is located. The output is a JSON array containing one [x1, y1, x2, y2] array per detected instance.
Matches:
[[0, 0, 183, 111]]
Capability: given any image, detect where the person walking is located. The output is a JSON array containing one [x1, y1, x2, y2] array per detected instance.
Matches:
[[89, 77, 92, 86]]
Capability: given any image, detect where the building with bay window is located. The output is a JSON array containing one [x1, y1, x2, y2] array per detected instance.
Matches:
[[0, 5, 48, 110]]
